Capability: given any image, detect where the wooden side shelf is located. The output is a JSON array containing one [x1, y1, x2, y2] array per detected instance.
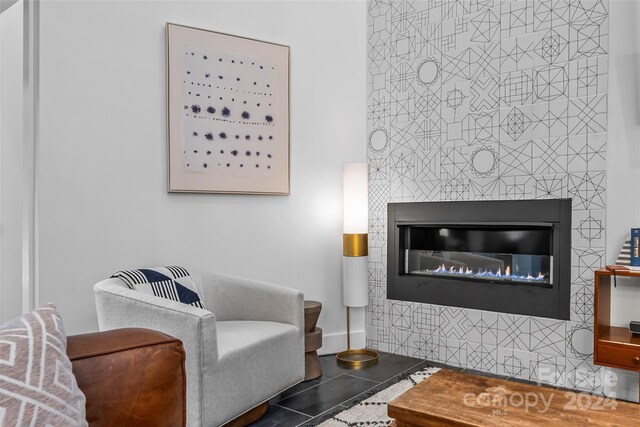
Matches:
[[594, 269, 640, 373], [599, 326, 640, 347], [596, 269, 640, 279]]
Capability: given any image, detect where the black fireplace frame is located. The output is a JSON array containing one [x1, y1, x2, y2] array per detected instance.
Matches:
[[387, 199, 571, 320]]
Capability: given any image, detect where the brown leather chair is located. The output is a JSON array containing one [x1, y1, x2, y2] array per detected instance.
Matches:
[[67, 328, 186, 427]]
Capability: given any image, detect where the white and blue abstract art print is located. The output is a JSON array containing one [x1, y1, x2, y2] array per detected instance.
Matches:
[[167, 23, 290, 194]]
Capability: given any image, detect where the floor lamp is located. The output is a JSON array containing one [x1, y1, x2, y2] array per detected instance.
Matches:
[[336, 163, 379, 367]]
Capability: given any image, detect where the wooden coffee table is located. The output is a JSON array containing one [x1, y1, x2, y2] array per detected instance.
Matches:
[[388, 369, 640, 426]]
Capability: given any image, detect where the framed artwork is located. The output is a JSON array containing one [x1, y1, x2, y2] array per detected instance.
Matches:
[[166, 23, 290, 194]]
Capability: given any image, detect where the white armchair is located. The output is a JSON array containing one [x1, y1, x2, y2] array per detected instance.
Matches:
[[94, 270, 305, 426]]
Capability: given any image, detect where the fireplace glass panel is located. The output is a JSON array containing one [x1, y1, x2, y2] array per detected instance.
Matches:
[[402, 225, 553, 286]]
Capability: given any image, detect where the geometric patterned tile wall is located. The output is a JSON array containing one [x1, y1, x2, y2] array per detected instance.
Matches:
[[366, 0, 608, 394]]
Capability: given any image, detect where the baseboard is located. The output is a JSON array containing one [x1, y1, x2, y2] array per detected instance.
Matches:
[[318, 329, 365, 356]]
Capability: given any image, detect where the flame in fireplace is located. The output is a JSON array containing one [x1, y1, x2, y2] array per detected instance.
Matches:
[[429, 264, 547, 282]]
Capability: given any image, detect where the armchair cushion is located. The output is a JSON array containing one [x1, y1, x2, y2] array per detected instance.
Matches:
[[217, 320, 298, 358], [212, 320, 302, 425], [111, 266, 206, 309], [0, 304, 87, 427]]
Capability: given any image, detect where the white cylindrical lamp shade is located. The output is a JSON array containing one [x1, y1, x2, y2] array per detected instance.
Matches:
[[343, 163, 369, 234], [343, 163, 369, 307]]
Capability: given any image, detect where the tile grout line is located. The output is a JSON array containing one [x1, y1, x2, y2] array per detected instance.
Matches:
[[272, 380, 321, 403], [289, 373, 388, 425], [273, 402, 313, 419], [293, 403, 350, 427], [279, 371, 366, 421], [401, 359, 432, 375], [276, 374, 341, 404], [348, 358, 430, 383], [342, 373, 382, 384], [328, 381, 388, 415]]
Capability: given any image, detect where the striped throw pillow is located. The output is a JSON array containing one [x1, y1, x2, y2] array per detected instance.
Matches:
[[112, 266, 206, 309]]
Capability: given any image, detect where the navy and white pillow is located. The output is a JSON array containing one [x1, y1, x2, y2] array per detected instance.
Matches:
[[111, 266, 206, 309]]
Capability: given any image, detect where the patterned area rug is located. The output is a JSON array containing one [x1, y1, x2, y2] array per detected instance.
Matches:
[[318, 367, 440, 426]]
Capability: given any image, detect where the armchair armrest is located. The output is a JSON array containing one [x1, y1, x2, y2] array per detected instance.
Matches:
[[199, 272, 304, 331], [67, 328, 185, 427], [93, 279, 217, 426], [94, 279, 217, 355]]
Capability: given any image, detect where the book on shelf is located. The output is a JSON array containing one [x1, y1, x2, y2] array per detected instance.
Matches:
[[632, 228, 640, 267], [616, 238, 632, 266]]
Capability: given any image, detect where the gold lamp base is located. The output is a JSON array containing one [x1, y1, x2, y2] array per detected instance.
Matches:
[[336, 306, 379, 368], [336, 348, 379, 368]]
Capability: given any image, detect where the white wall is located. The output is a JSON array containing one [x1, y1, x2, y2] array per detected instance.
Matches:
[[0, 1, 20, 15], [0, 1, 24, 323], [607, 0, 640, 324], [604, 0, 640, 401], [37, 0, 367, 352]]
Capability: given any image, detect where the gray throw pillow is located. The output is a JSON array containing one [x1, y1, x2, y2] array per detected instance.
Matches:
[[0, 304, 87, 426]]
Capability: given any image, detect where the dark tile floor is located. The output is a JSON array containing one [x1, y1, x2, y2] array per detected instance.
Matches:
[[249, 351, 549, 427], [249, 351, 429, 427]]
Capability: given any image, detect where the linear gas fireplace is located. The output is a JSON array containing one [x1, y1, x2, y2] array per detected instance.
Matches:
[[387, 199, 571, 320], [406, 225, 553, 286]]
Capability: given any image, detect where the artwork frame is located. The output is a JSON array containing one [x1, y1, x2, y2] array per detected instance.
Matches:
[[166, 23, 290, 195]]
